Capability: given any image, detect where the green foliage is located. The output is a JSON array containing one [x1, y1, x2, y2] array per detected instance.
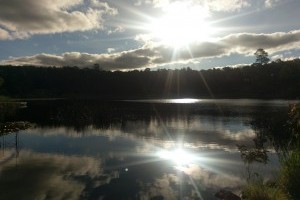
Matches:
[[279, 103, 300, 179], [242, 180, 289, 200], [279, 150, 300, 200], [240, 104, 300, 200], [287, 104, 300, 147]]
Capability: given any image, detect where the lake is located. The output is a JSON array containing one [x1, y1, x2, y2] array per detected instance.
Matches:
[[0, 99, 297, 200]]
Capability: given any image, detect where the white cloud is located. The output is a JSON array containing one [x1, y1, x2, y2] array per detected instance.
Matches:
[[134, 0, 170, 7], [0, 28, 10, 40], [90, 0, 118, 15], [265, 0, 280, 8], [107, 25, 125, 35], [213, 63, 251, 69], [107, 48, 116, 53], [0, 0, 117, 40], [207, 0, 251, 12], [271, 54, 284, 60], [271, 54, 300, 61], [2, 30, 300, 69], [135, 0, 251, 12]]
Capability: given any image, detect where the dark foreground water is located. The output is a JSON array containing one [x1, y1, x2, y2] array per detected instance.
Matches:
[[0, 99, 297, 200]]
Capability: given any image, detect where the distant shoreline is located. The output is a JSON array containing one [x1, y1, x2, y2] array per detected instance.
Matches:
[[1, 60, 299, 99]]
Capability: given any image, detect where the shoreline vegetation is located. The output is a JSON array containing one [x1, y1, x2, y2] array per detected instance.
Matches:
[[0, 58, 299, 100], [221, 104, 300, 200], [0, 95, 11, 102], [214, 104, 299, 200]]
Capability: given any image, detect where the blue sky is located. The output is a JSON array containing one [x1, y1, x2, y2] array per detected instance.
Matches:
[[1, 0, 300, 70]]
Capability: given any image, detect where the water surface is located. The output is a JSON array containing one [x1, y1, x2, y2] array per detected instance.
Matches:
[[0, 99, 296, 199]]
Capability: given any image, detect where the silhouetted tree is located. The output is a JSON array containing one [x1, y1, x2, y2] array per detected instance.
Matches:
[[0, 77, 3, 87], [0, 60, 299, 99], [93, 63, 104, 71], [254, 48, 270, 64]]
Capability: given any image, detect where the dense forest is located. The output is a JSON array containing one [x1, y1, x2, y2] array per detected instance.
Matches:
[[0, 59, 299, 99]]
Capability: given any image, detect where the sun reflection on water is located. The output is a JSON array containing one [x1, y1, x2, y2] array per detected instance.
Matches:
[[157, 148, 199, 166], [169, 98, 200, 104], [157, 148, 205, 199]]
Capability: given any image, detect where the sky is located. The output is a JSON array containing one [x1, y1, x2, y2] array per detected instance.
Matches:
[[0, 0, 300, 71]]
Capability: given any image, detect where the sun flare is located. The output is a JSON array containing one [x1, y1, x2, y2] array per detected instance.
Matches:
[[158, 149, 197, 166], [146, 3, 214, 48], [170, 98, 200, 104]]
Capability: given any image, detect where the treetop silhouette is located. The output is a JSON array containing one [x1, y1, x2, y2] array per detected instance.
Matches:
[[254, 48, 270, 65]]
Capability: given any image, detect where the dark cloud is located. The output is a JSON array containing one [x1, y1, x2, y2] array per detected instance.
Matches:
[[1, 50, 153, 70], [0, 0, 117, 39], [2, 30, 300, 69], [222, 30, 300, 53]]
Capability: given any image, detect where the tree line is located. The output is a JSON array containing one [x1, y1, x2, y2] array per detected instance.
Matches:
[[0, 58, 299, 99]]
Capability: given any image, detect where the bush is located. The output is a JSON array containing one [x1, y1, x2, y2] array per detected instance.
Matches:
[[242, 180, 289, 200], [279, 150, 300, 200]]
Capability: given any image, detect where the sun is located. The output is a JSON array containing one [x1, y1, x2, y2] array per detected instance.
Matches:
[[146, 2, 214, 48]]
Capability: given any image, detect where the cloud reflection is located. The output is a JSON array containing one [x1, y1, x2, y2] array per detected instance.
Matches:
[[139, 174, 180, 200], [137, 166, 243, 200], [178, 164, 243, 190], [23, 113, 256, 153], [0, 150, 116, 200]]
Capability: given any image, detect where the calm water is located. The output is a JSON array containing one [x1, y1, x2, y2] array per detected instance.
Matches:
[[0, 99, 297, 200]]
